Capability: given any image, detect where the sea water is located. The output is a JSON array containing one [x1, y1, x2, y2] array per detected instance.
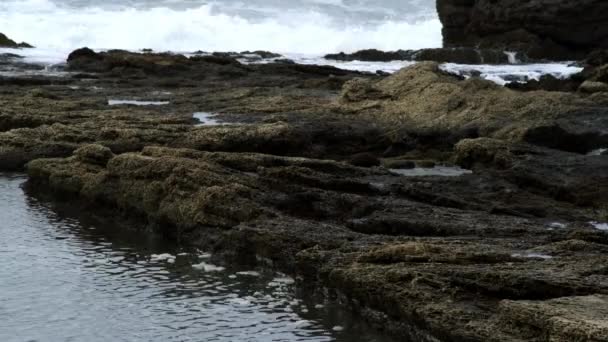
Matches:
[[0, 0, 583, 84], [0, 173, 398, 342]]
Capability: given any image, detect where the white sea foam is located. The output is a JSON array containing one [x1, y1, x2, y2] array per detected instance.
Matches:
[[150, 253, 176, 262], [257, 55, 583, 85], [590, 222, 608, 231], [440, 63, 584, 86], [283, 54, 417, 73], [0, 0, 584, 88], [236, 271, 262, 277], [0, 0, 441, 57], [192, 261, 226, 272]]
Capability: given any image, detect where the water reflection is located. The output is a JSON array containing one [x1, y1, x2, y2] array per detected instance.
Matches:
[[0, 173, 395, 342]]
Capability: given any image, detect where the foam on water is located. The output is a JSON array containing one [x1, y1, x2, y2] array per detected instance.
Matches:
[[192, 261, 226, 272], [0, 1, 586, 87], [284, 54, 417, 73], [590, 222, 608, 231], [0, 0, 441, 58], [511, 253, 553, 260], [253, 54, 583, 85], [440, 63, 583, 86]]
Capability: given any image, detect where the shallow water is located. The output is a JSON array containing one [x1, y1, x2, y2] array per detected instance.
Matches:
[[591, 222, 608, 231], [439, 62, 583, 86], [390, 166, 472, 177], [587, 148, 607, 156], [0, 174, 397, 342], [108, 99, 170, 106], [193, 112, 224, 126]]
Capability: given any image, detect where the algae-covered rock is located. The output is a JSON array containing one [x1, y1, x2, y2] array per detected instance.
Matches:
[[74, 144, 114, 166], [5, 43, 608, 342], [339, 62, 607, 149], [579, 80, 608, 94], [454, 138, 513, 169], [499, 296, 608, 341]]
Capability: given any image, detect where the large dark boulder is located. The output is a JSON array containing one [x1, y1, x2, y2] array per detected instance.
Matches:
[[325, 49, 412, 62], [0, 33, 33, 48], [436, 0, 608, 60]]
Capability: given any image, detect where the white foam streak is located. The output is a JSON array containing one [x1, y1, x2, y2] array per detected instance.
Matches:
[[440, 63, 584, 86]]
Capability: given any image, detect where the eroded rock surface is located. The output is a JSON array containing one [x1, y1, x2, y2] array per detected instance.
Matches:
[[1, 49, 607, 341]]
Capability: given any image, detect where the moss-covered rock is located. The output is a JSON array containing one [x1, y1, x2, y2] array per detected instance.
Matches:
[[338, 62, 608, 151]]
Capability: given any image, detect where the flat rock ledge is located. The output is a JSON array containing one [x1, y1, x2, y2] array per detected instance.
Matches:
[[26, 144, 608, 341]]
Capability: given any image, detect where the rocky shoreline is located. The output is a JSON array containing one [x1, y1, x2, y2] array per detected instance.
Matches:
[[1, 30, 608, 341]]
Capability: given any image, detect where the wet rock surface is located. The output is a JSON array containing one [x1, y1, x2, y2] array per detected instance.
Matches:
[[2, 49, 608, 341], [325, 47, 510, 64], [436, 0, 608, 60]]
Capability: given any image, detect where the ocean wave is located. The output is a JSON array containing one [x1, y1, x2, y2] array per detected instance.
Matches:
[[0, 0, 442, 54]]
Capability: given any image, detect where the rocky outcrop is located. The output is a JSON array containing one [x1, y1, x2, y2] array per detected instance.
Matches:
[[0, 33, 33, 48], [325, 47, 510, 64], [338, 62, 608, 151], [3, 49, 608, 341], [26, 143, 608, 341], [436, 0, 608, 60]]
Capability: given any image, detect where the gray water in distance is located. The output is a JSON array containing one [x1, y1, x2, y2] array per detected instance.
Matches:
[[0, 173, 397, 342]]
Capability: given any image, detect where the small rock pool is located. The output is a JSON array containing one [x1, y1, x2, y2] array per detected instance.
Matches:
[[108, 99, 170, 106], [0, 173, 397, 342], [193, 112, 225, 126]]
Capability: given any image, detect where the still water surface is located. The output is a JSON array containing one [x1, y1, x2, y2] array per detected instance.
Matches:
[[0, 173, 394, 342]]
